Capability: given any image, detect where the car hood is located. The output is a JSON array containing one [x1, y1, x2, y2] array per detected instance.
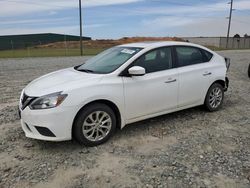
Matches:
[[24, 67, 103, 96]]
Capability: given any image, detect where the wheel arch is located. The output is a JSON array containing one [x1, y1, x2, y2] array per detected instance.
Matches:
[[212, 80, 226, 88], [204, 79, 225, 103], [72, 99, 122, 137]]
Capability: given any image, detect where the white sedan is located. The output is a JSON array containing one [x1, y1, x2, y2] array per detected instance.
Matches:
[[19, 41, 230, 146]]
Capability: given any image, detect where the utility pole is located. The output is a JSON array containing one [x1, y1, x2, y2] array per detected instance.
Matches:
[[226, 0, 233, 48], [79, 0, 83, 56]]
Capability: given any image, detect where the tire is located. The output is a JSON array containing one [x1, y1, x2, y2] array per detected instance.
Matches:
[[73, 103, 116, 146], [204, 83, 224, 112]]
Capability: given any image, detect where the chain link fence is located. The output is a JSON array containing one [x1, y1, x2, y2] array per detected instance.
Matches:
[[0, 41, 81, 58], [0, 33, 94, 58]]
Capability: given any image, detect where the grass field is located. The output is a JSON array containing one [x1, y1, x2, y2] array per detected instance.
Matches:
[[0, 48, 105, 58]]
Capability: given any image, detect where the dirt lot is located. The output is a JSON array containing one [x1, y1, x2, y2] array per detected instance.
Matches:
[[0, 50, 249, 188]]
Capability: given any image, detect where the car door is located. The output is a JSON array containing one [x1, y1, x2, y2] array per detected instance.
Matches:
[[175, 46, 213, 107], [122, 47, 178, 121]]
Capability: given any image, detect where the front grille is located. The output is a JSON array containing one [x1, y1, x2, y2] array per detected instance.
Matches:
[[21, 93, 36, 110]]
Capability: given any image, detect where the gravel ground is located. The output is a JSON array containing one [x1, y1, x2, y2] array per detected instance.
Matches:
[[0, 50, 249, 188]]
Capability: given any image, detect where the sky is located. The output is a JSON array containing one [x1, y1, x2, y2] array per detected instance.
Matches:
[[0, 0, 250, 39]]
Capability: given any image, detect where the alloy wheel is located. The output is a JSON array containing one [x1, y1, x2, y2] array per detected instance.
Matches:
[[82, 111, 112, 142], [209, 87, 223, 109]]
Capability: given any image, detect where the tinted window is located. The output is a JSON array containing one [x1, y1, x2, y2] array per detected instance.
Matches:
[[133, 47, 172, 73], [176, 46, 204, 67], [145, 50, 156, 61], [202, 49, 213, 62]]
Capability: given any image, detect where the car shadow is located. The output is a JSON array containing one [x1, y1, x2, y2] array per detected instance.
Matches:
[[27, 104, 225, 151], [115, 106, 205, 134]]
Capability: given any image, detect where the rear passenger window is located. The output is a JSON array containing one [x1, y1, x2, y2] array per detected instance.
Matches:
[[202, 49, 213, 62], [176, 46, 205, 67]]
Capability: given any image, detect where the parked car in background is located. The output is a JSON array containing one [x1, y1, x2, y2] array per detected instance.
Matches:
[[19, 42, 230, 146]]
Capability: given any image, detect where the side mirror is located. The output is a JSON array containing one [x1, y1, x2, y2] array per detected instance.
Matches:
[[128, 66, 146, 76]]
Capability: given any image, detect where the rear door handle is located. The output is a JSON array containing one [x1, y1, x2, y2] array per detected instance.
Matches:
[[164, 79, 177, 83], [203, 72, 212, 76]]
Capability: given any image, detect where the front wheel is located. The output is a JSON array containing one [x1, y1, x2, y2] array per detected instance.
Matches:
[[204, 83, 224, 112], [73, 103, 116, 146]]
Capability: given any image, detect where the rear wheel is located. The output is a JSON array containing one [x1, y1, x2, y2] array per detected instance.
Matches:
[[204, 83, 224, 112], [73, 103, 116, 146]]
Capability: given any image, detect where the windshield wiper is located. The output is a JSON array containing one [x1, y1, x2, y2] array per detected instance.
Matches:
[[77, 68, 94, 73]]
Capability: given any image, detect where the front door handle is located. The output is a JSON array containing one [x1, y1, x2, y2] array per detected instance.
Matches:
[[165, 79, 177, 83], [203, 72, 212, 76]]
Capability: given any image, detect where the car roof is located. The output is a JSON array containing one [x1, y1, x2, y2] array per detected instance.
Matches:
[[119, 41, 208, 50]]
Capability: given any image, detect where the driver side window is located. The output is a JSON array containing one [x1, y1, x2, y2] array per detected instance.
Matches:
[[133, 47, 172, 73]]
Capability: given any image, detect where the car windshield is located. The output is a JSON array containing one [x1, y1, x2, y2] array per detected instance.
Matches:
[[76, 47, 142, 74]]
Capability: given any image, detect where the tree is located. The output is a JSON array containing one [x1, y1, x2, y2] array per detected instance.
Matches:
[[233, 34, 240, 38], [244, 34, 249, 38]]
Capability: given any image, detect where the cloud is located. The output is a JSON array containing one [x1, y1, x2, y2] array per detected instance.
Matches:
[[83, 0, 143, 7], [0, 17, 73, 26], [178, 16, 250, 37], [134, 16, 196, 37], [234, 0, 250, 10], [0, 0, 143, 17], [0, 25, 79, 36], [126, 0, 250, 16], [85, 24, 108, 28], [135, 15, 250, 37], [0, 0, 249, 38], [142, 16, 195, 28], [48, 11, 57, 16], [132, 0, 250, 37]]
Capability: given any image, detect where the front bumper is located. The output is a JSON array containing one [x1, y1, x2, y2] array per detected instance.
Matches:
[[19, 105, 78, 141]]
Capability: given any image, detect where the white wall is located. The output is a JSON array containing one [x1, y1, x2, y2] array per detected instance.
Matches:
[[183, 37, 250, 49], [183, 37, 221, 47]]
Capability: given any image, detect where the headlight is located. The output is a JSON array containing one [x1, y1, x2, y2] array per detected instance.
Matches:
[[29, 92, 67, 110]]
